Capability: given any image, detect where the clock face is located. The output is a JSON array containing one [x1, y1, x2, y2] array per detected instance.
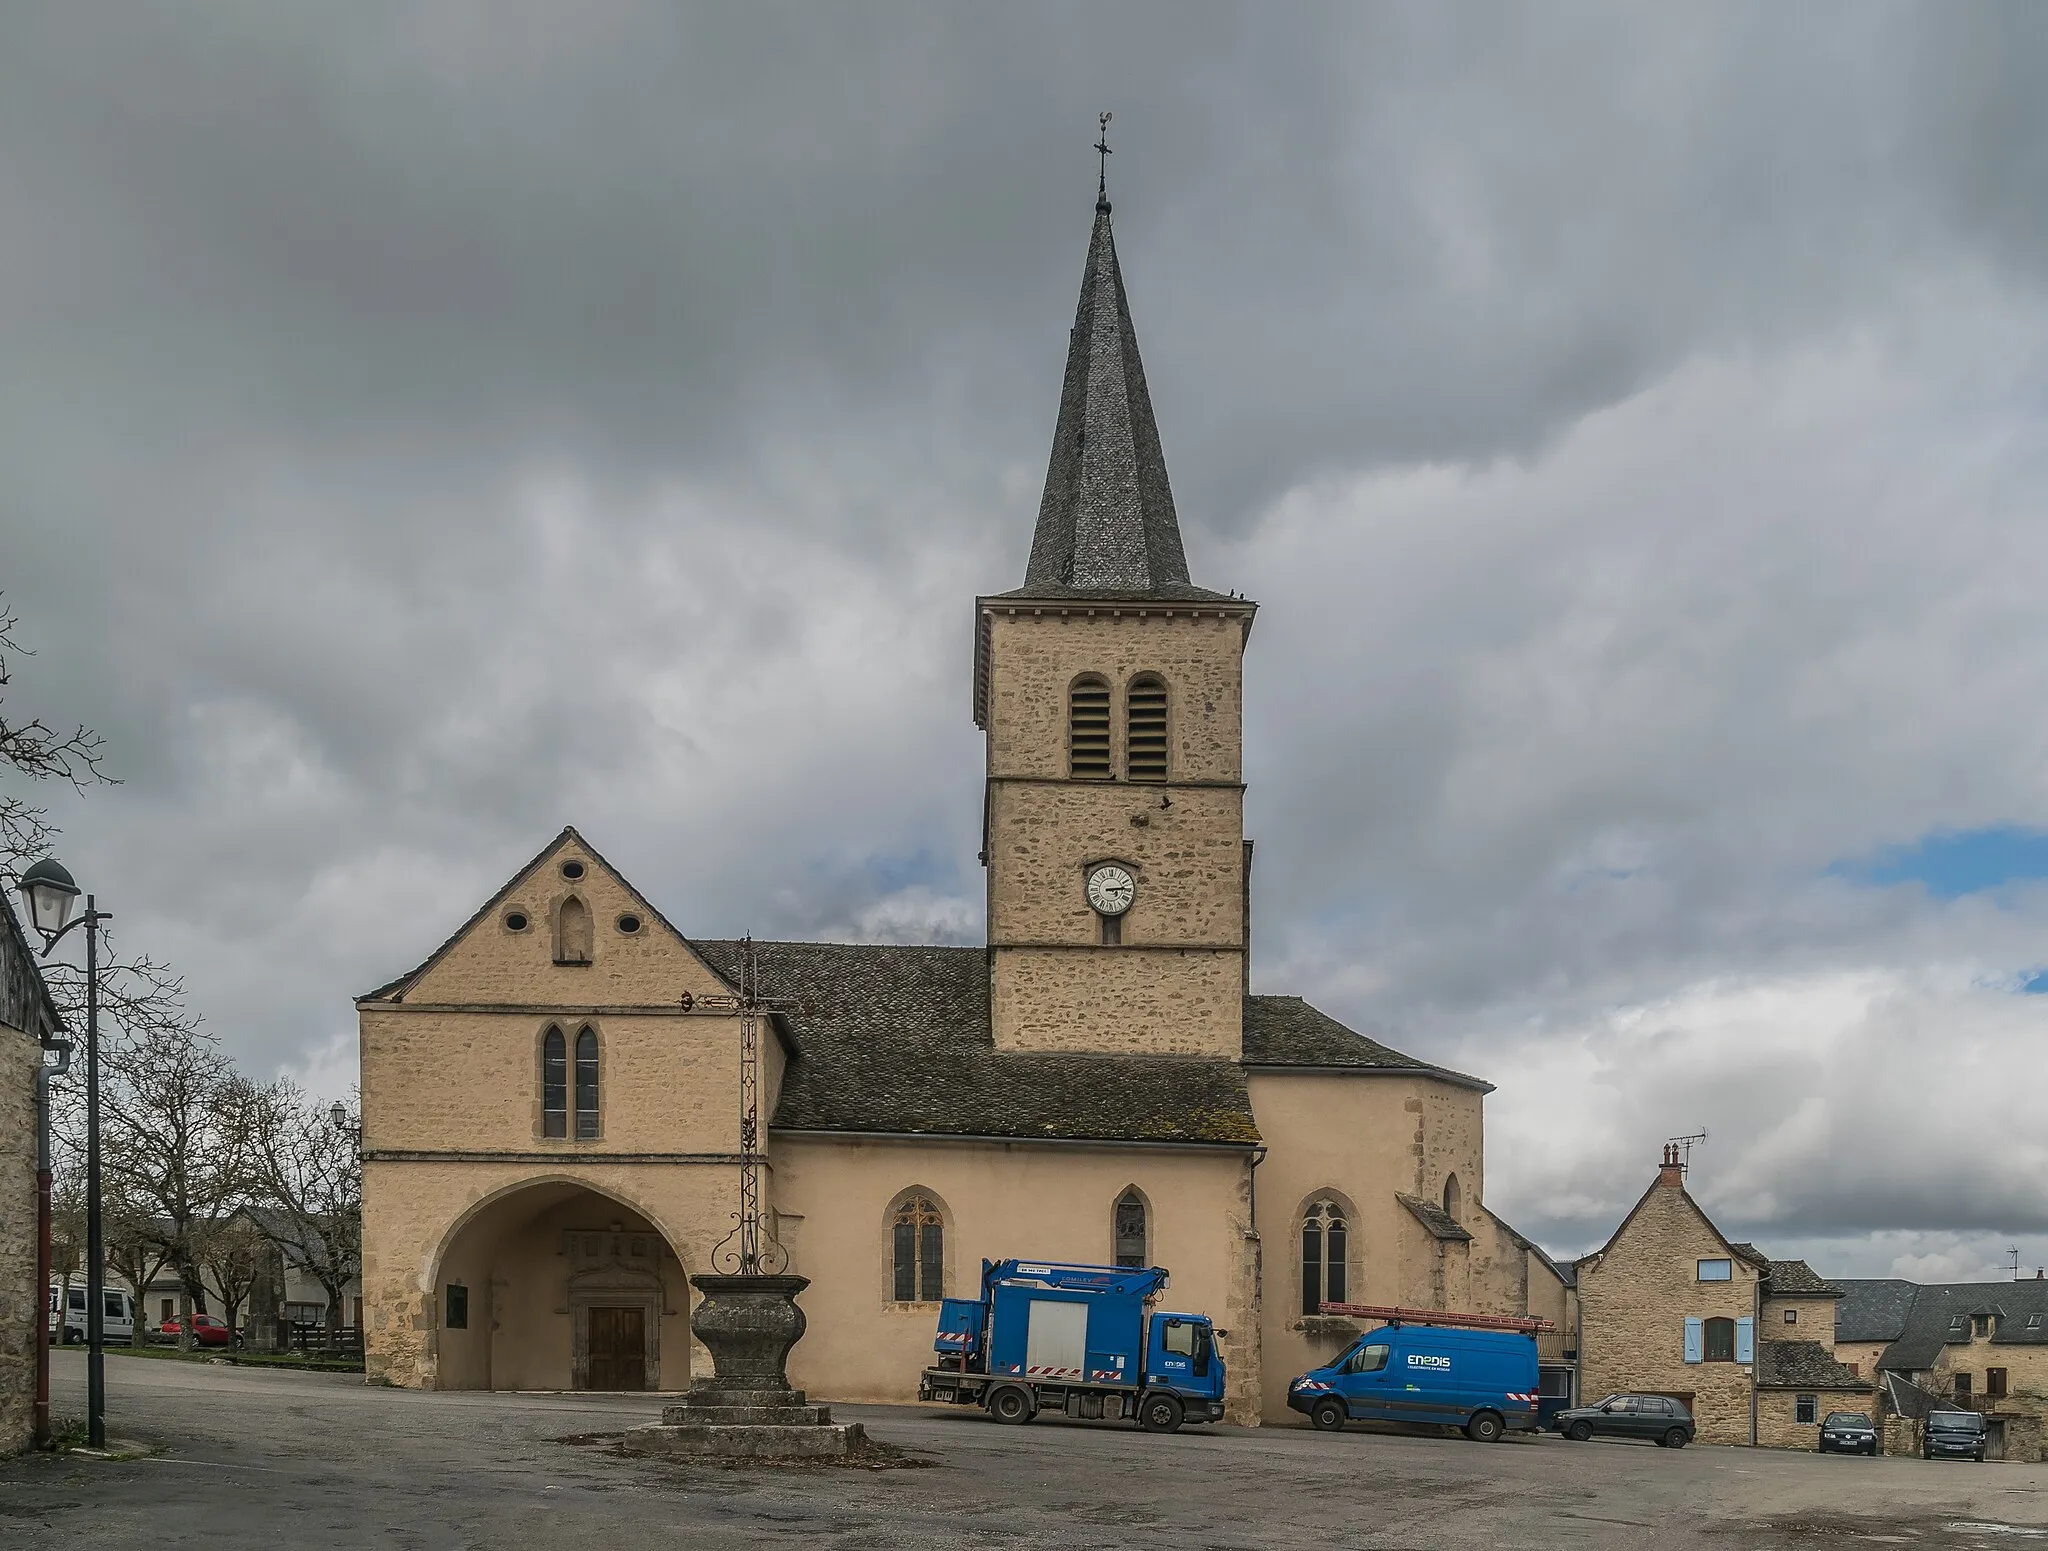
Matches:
[[1085, 864, 1136, 917]]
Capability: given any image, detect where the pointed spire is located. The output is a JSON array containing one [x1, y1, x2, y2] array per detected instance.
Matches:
[[1022, 169, 1193, 594]]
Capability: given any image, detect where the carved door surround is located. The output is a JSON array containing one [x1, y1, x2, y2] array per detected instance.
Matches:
[[563, 1226, 672, 1391]]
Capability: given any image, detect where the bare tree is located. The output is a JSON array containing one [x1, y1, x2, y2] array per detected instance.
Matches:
[[95, 1015, 253, 1350], [245, 1081, 361, 1330], [196, 1215, 268, 1335], [0, 597, 114, 878]]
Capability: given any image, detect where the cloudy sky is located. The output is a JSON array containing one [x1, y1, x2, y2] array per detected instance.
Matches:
[[6, 2, 2047, 1279]]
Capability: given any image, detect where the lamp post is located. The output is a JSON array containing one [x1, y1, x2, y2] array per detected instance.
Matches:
[[19, 858, 110, 1450]]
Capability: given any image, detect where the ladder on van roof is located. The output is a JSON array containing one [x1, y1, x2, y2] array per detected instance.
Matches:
[[1320, 1301, 1555, 1334]]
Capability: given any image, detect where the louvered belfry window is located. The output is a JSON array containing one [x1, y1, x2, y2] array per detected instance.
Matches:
[[1126, 675, 1168, 781], [1068, 676, 1112, 779]]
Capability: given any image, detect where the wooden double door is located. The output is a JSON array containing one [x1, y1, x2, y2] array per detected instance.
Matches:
[[585, 1306, 647, 1392]]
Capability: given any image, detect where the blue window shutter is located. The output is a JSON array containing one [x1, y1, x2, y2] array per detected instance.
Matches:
[[1736, 1317, 1755, 1363], [1684, 1318, 1703, 1364]]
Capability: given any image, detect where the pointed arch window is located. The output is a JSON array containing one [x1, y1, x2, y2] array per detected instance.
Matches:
[[1126, 675, 1168, 782], [891, 1191, 944, 1303], [1301, 1199, 1349, 1316], [542, 1027, 568, 1138], [1113, 1189, 1148, 1268], [574, 1027, 599, 1139], [1442, 1173, 1462, 1224], [1068, 676, 1111, 780]]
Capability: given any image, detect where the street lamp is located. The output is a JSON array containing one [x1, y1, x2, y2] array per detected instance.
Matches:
[[330, 1101, 347, 1131], [19, 858, 111, 1451]]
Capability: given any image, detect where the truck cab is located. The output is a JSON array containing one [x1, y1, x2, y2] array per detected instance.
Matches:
[[920, 1259, 1227, 1433]]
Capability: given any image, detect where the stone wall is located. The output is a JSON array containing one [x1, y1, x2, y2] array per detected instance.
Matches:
[[1756, 1386, 1878, 1451], [1576, 1174, 1762, 1446], [1763, 1294, 1836, 1346], [990, 947, 1243, 1056], [0, 1019, 37, 1456]]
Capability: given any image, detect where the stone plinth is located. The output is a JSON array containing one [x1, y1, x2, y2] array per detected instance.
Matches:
[[624, 1273, 864, 1459]]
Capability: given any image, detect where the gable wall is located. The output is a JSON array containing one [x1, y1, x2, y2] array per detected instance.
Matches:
[[0, 1020, 36, 1456], [1763, 1294, 1837, 1346], [1576, 1181, 1761, 1444]]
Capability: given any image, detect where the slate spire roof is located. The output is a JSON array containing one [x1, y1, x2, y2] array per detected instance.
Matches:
[[1021, 192, 1194, 594]]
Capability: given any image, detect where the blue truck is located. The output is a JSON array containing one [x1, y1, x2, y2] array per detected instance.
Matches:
[[918, 1258, 1226, 1432], [1287, 1306, 1543, 1442]]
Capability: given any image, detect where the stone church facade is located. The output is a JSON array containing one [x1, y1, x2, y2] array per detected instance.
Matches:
[[357, 188, 1567, 1423]]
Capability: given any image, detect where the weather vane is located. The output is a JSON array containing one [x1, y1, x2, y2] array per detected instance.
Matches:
[[1095, 111, 1113, 205]]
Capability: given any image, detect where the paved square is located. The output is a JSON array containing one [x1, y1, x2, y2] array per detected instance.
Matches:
[[2, 1352, 2043, 1548]]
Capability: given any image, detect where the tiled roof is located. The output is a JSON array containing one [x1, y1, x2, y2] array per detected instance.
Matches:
[[1022, 197, 1192, 596], [1725, 1240, 1774, 1269], [1764, 1259, 1843, 1298], [1875, 1280, 2048, 1373], [695, 940, 1259, 1147], [1396, 1194, 1473, 1243], [1836, 1279, 1920, 1343], [0, 885, 61, 1041], [1756, 1339, 1872, 1390], [1241, 996, 1493, 1092], [682, 941, 1475, 1149]]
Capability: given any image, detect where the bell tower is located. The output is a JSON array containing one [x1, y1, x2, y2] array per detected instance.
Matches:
[[973, 176, 1256, 1059]]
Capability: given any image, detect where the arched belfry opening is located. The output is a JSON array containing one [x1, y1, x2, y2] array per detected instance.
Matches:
[[1442, 1173, 1462, 1225], [428, 1181, 685, 1392]]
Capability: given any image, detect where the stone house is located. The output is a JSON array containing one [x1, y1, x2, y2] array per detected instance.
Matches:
[[0, 886, 63, 1455], [1575, 1147, 1874, 1447], [1837, 1276, 2048, 1461], [356, 186, 1572, 1423]]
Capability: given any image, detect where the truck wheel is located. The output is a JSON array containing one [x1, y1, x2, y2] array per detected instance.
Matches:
[[1567, 1421, 1593, 1442], [1663, 1428, 1689, 1450], [1138, 1394, 1184, 1434], [1465, 1411, 1504, 1444], [1310, 1398, 1348, 1433], [987, 1386, 1033, 1425]]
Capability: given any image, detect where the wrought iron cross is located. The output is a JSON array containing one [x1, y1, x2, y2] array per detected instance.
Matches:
[[684, 937, 811, 1276], [1095, 111, 1113, 202]]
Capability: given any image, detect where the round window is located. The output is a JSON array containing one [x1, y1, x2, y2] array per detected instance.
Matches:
[[616, 913, 642, 935], [504, 910, 530, 932], [560, 860, 586, 880]]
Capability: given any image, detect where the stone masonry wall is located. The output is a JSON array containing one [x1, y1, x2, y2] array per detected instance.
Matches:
[[1763, 1294, 1836, 1347], [991, 948, 1243, 1056], [1576, 1176, 1761, 1446], [1757, 1386, 1878, 1451], [0, 1020, 38, 1456]]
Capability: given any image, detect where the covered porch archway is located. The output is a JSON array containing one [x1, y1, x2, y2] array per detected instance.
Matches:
[[429, 1179, 689, 1393]]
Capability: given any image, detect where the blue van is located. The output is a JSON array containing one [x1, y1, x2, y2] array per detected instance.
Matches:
[[1288, 1323, 1539, 1442]]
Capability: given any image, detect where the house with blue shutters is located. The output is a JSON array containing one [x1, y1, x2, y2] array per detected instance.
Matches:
[[1575, 1145, 1872, 1447]]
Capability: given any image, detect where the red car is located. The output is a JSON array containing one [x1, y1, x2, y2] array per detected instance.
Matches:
[[158, 1313, 234, 1347]]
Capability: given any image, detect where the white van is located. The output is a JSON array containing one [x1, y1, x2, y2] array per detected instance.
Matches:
[[47, 1282, 136, 1345]]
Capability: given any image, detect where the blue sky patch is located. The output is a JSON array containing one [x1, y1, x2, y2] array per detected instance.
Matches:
[[1838, 825, 2048, 899]]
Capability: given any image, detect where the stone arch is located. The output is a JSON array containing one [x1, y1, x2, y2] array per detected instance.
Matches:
[[1296, 1187, 1362, 1320], [882, 1185, 951, 1305], [1442, 1172, 1462, 1224], [423, 1176, 692, 1393], [1111, 1183, 1152, 1268]]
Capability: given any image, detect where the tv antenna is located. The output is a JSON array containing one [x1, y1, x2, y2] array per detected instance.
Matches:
[[1667, 1130, 1709, 1171], [2005, 1245, 2022, 1281]]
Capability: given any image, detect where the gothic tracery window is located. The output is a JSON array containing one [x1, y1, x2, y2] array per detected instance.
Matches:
[[574, 1027, 599, 1139], [1113, 1189, 1148, 1268], [891, 1192, 944, 1302], [542, 1027, 568, 1138], [1301, 1198, 1349, 1317]]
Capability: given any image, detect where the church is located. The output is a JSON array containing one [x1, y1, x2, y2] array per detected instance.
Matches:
[[356, 182, 1572, 1424]]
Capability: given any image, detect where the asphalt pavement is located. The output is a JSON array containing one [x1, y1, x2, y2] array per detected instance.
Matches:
[[1, 1349, 2043, 1548]]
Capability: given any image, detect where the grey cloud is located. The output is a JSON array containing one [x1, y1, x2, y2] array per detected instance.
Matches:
[[6, 2, 2048, 1274]]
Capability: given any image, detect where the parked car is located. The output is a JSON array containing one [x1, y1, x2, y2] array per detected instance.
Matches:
[[1550, 1393, 1695, 1448], [157, 1313, 235, 1348], [47, 1283, 136, 1345], [1923, 1409, 1986, 1462], [1818, 1411, 1879, 1455]]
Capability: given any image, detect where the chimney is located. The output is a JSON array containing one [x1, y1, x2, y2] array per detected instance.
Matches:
[[1658, 1143, 1685, 1188]]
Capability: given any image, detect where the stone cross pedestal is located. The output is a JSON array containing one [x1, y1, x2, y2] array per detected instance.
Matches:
[[624, 1273, 864, 1459]]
